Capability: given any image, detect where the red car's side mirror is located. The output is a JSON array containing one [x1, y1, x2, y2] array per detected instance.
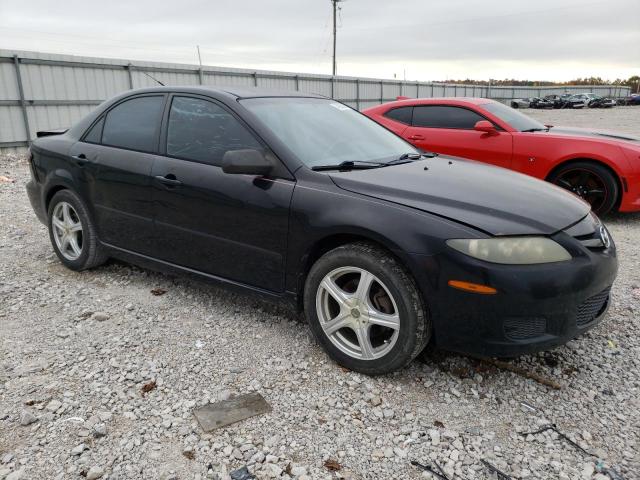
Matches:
[[474, 120, 497, 134]]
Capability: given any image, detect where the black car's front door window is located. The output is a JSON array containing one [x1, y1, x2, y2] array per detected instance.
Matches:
[[166, 96, 262, 165]]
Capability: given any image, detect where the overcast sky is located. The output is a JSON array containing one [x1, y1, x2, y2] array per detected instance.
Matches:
[[0, 0, 637, 82]]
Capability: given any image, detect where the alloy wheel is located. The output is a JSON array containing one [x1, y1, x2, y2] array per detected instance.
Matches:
[[51, 201, 83, 261], [555, 168, 608, 212], [315, 266, 400, 360]]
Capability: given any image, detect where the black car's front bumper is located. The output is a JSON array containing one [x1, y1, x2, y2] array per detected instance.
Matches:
[[409, 234, 618, 358]]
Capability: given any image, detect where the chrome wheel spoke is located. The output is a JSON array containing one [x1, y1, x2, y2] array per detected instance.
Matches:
[[51, 201, 83, 261], [322, 311, 351, 335], [69, 235, 82, 256], [355, 325, 375, 360], [69, 221, 82, 233], [62, 203, 73, 224], [52, 217, 66, 232], [367, 309, 400, 330], [320, 277, 351, 305], [354, 270, 375, 303], [60, 234, 71, 253]]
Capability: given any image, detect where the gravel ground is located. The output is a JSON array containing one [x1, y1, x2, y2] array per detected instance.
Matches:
[[1, 107, 639, 480]]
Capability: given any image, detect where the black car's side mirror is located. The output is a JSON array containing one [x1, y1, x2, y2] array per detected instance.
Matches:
[[222, 149, 273, 176]]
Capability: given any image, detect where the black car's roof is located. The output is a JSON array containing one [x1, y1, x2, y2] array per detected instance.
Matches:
[[127, 85, 326, 100]]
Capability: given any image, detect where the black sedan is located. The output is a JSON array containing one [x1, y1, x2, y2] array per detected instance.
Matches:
[[529, 97, 554, 109], [545, 94, 586, 109], [26, 87, 618, 374]]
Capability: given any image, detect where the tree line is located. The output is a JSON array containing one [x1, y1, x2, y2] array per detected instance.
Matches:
[[438, 76, 640, 92]]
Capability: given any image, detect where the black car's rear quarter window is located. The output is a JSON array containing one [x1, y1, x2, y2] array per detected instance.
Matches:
[[84, 117, 104, 144], [102, 96, 164, 152], [167, 96, 262, 165], [412, 105, 484, 129], [384, 106, 413, 124]]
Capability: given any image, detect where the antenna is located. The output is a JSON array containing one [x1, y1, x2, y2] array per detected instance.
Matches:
[[331, 0, 345, 76], [197, 45, 203, 68], [140, 70, 165, 86]]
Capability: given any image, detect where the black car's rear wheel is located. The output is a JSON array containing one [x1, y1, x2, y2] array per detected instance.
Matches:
[[47, 189, 108, 270], [548, 162, 619, 215], [304, 242, 431, 375]]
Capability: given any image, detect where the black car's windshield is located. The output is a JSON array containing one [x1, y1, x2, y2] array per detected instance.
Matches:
[[241, 97, 419, 168], [482, 101, 547, 132]]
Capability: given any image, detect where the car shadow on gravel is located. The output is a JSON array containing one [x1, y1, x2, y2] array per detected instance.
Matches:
[[417, 344, 585, 389], [102, 258, 303, 321]]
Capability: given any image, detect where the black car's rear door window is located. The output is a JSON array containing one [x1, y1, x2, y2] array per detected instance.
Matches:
[[102, 96, 165, 152], [166, 96, 262, 166], [412, 105, 485, 129]]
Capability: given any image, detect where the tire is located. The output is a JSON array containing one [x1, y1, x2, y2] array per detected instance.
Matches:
[[47, 189, 108, 270], [548, 161, 619, 216], [304, 242, 431, 375], [511, 102, 518, 109]]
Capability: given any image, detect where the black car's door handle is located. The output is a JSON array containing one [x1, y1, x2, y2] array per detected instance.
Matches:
[[155, 175, 183, 187], [72, 154, 88, 166]]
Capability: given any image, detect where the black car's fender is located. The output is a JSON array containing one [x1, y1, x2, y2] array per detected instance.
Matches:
[[284, 169, 486, 306]]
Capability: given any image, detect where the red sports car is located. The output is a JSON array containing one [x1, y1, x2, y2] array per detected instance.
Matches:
[[363, 98, 640, 215]]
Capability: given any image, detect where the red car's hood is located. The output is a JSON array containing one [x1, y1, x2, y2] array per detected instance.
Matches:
[[541, 126, 639, 145]]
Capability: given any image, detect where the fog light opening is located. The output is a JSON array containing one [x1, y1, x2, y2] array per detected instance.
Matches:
[[448, 280, 497, 295]]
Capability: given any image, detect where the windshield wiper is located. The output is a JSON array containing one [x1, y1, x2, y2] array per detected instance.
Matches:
[[521, 127, 549, 132], [383, 152, 439, 165], [312, 152, 439, 171], [311, 160, 384, 171]]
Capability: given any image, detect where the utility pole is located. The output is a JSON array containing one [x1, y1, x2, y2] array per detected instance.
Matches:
[[196, 45, 202, 68], [331, 0, 344, 76]]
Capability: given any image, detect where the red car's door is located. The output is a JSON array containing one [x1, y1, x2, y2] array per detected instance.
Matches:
[[402, 105, 513, 169]]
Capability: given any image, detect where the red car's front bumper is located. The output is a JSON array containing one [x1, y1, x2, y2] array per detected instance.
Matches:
[[618, 170, 640, 212]]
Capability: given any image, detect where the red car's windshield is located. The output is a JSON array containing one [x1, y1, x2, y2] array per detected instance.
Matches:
[[482, 102, 547, 132]]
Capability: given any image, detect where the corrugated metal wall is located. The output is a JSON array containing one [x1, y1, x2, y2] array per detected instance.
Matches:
[[0, 49, 632, 152]]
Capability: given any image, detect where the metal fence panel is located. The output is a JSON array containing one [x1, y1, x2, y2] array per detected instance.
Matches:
[[0, 62, 19, 100], [358, 81, 382, 99], [257, 75, 293, 91], [0, 106, 26, 143], [334, 80, 357, 101], [382, 82, 400, 100], [204, 72, 255, 87], [0, 49, 631, 151], [27, 105, 96, 135], [132, 69, 200, 89], [298, 78, 332, 97]]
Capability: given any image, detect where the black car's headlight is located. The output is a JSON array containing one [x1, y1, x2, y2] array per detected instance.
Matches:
[[446, 237, 571, 264]]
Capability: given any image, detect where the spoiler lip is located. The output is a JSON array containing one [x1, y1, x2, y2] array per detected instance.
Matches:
[[36, 128, 68, 138]]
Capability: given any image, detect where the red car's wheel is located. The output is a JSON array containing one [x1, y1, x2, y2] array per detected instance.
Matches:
[[549, 162, 619, 215]]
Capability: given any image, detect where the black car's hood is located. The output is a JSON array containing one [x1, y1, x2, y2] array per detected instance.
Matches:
[[329, 157, 590, 236]]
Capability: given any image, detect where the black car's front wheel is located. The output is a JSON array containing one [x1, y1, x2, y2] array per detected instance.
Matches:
[[47, 189, 108, 271], [304, 242, 431, 375], [548, 161, 619, 215]]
